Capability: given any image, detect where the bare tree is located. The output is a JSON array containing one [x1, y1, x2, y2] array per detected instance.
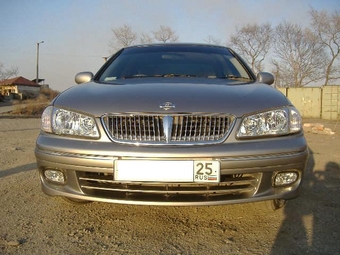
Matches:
[[0, 63, 19, 81], [310, 8, 340, 85], [152, 25, 179, 43], [139, 33, 154, 44], [109, 24, 137, 52], [204, 35, 223, 45], [272, 21, 326, 87], [271, 62, 284, 88], [229, 23, 272, 73]]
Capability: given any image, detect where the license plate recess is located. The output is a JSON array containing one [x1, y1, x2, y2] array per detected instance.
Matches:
[[114, 160, 220, 183]]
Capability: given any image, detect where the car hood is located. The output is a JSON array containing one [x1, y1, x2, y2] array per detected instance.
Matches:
[[54, 79, 289, 117]]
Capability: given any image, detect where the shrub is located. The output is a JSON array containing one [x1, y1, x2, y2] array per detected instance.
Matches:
[[10, 88, 59, 116]]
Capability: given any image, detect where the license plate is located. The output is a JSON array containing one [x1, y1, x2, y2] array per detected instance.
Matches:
[[193, 161, 220, 182], [114, 160, 220, 183]]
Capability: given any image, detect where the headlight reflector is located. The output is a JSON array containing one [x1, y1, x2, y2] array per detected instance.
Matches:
[[41, 107, 99, 138], [237, 107, 301, 138]]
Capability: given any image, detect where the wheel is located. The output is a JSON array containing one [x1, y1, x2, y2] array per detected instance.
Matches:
[[60, 196, 92, 205], [253, 199, 287, 212], [271, 199, 287, 210]]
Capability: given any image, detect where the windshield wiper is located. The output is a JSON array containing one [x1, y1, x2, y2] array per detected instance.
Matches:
[[122, 74, 156, 79], [222, 75, 251, 81], [122, 73, 198, 79], [160, 74, 197, 78]]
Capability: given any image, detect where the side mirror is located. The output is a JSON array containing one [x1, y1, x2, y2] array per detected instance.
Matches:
[[75, 72, 94, 84], [257, 72, 274, 85]]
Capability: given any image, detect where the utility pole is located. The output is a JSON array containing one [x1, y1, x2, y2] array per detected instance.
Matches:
[[36, 41, 44, 84]]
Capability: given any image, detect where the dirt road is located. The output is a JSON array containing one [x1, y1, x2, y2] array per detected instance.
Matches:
[[0, 118, 339, 255]]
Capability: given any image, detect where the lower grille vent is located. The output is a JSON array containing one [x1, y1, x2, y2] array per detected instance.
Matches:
[[78, 172, 261, 203]]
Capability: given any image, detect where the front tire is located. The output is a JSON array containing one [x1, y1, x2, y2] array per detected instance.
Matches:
[[253, 199, 287, 212], [61, 197, 92, 205]]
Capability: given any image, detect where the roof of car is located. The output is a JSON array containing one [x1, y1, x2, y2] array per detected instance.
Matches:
[[124, 43, 230, 50]]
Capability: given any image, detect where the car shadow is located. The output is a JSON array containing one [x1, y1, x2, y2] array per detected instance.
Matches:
[[0, 163, 37, 178], [271, 148, 340, 254]]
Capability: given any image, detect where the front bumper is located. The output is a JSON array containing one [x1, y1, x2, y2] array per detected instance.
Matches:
[[35, 133, 309, 206]]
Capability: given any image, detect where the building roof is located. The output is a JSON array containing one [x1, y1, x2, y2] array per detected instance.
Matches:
[[31, 78, 45, 84], [0, 76, 40, 87]]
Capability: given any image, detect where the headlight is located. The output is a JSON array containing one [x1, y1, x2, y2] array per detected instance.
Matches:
[[237, 107, 302, 138], [41, 106, 99, 138]]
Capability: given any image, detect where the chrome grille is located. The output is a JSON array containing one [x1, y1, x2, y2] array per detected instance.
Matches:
[[102, 114, 235, 145]]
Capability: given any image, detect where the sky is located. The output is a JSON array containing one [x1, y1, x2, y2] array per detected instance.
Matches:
[[1, 0, 339, 91]]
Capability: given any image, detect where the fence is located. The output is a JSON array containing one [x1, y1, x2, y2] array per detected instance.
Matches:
[[277, 86, 340, 120]]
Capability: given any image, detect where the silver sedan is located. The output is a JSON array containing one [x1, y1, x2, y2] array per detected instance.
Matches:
[[35, 43, 308, 210]]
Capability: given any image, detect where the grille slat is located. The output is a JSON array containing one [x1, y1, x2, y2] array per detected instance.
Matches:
[[102, 114, 235, 145], [142, 116, 146, 140], [198, 116, 202, 139]]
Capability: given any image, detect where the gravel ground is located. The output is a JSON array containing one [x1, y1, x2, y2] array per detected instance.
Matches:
[[0, 118, 339, 255]]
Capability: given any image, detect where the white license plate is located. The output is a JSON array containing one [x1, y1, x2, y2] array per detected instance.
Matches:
[[114, 160, 220, 183]]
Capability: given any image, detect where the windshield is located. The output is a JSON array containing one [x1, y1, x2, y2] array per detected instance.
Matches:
[[97, 45, 253, 82]]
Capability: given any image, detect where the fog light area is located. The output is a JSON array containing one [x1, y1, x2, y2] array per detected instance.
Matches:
[[44, 169, 65, 183], [274, 172, 298, 186]]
